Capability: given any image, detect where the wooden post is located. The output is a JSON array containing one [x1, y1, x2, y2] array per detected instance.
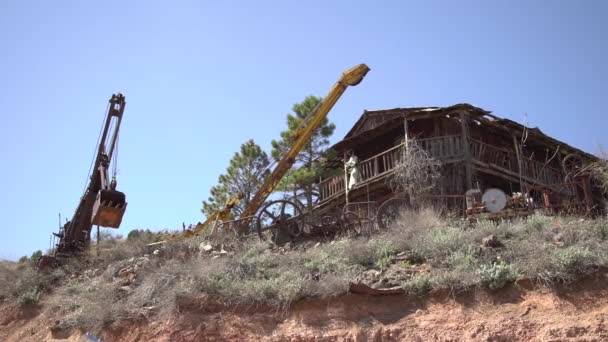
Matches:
[[460, 111, 473, 190], [344, 150, 349, 204], [374, 157, 379, 177], [511, 133, 524, 194], [581, 175, 593, 212]]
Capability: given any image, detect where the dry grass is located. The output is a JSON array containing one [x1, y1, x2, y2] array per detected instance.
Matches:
[[3, 210, 608, 333]]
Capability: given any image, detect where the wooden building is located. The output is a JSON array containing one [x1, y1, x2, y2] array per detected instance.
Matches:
[[314, 103, 604, 218]]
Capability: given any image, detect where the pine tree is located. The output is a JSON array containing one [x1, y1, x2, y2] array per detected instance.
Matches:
[[271, 95, 336, 212], [202, 139, 270, 218]]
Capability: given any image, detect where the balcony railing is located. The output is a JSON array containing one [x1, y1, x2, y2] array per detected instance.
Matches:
[[358, 143, 404, 182], [468, 138, 563, 186], [318, 174, 345, 202], [419, 134, 465, 160], [317, 135, 565, 203], [319, 135, 465, 202]]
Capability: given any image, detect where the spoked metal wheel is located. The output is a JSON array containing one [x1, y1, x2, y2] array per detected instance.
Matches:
[[376, 198, 409, 230], [256, 200, 303, 244], [562, 154, 584, 181]]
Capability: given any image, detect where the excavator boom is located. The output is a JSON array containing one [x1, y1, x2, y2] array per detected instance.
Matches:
[[238, 64, 369, 224], [159, 64, 369, 244]]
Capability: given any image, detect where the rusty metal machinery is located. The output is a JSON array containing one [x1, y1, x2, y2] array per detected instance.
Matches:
[[154, 64, 369, 245], [38, 94, 128, 269], [174, 64, 369, 244]]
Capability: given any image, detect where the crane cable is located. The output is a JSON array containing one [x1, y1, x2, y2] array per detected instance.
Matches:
[[81, 102, 111, 198], [112, 133, 119, 179]]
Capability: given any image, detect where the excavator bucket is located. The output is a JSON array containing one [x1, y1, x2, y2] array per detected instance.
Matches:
[[92, 189, 127, 228]]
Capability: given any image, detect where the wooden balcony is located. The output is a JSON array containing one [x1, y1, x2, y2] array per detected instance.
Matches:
[[318, 135, 466, 202], [317, 135, 565, 204]]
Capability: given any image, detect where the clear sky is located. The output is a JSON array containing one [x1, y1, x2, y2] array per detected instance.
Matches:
[[0, 1, 606, 259]]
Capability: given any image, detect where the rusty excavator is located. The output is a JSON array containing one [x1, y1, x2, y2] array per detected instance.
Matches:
[[38, 94, 128, 269]]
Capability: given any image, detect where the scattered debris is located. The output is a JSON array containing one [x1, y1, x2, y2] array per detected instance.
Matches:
[[482, 235, 504, 249]]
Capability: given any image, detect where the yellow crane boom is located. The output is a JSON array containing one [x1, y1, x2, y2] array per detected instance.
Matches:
[[238, 63, 369, 231], [163, 64, 369, 243]]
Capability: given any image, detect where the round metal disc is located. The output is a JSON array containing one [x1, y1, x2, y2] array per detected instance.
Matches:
[[482, 188, 507, 213]]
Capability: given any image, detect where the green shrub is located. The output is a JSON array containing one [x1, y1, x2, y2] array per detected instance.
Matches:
[[17, 288, 40, 305], [371, 239, 398, 270], [595, 219, 608, 240], [524, 214, 552, 233], [479, 260, 518, 290], [403, 274, 432, 295], [551, 246, 597, 275], [447, 247, 479, 271], [303, 246, 347, 274]]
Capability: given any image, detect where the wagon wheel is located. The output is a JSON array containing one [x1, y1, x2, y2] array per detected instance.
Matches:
[[342, 211, 364, 235], [320, 215, 337, 226], [320, 215, 339, 234], [376, 198, 409, 229], [562, 154, 584, 181], [256, 200, 303, 244], [314, 214, 339, 237]]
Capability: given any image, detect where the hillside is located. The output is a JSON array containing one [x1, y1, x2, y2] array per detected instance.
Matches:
[[1, 210, 608, 341]]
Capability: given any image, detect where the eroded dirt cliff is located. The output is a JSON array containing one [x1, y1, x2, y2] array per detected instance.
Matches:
[[2, 272, 608, 342]]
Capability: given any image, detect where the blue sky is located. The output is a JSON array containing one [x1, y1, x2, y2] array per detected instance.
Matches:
[[0, 1, 606, 259]]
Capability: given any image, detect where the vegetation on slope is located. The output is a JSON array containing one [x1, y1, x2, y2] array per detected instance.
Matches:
[[1, 211, 608, 333]]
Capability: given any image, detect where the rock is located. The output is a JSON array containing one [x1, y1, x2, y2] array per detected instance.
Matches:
[[349, 282, 405, 295], [117, 267, 131, 277], [118, 286, 133, 294], [415, 309, 428, 316], [200, 243, 213, 252], [482, 234, 503, 248], [354, 269, 382, 285], [124, 273, 136, 285], [553, 233, 565, 247], [83, 269, 99, 278]]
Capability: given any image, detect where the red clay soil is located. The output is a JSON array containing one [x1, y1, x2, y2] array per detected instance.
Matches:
[[2, 272, 608, 341]]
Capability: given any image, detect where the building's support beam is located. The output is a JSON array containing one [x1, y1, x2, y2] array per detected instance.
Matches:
[[343, 150, 349, 205], [460, 111, 473, 190], [511, 132, 524, 192]]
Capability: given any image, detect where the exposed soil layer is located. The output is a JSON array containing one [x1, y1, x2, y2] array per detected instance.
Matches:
[[2, 272, 608, 341]]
